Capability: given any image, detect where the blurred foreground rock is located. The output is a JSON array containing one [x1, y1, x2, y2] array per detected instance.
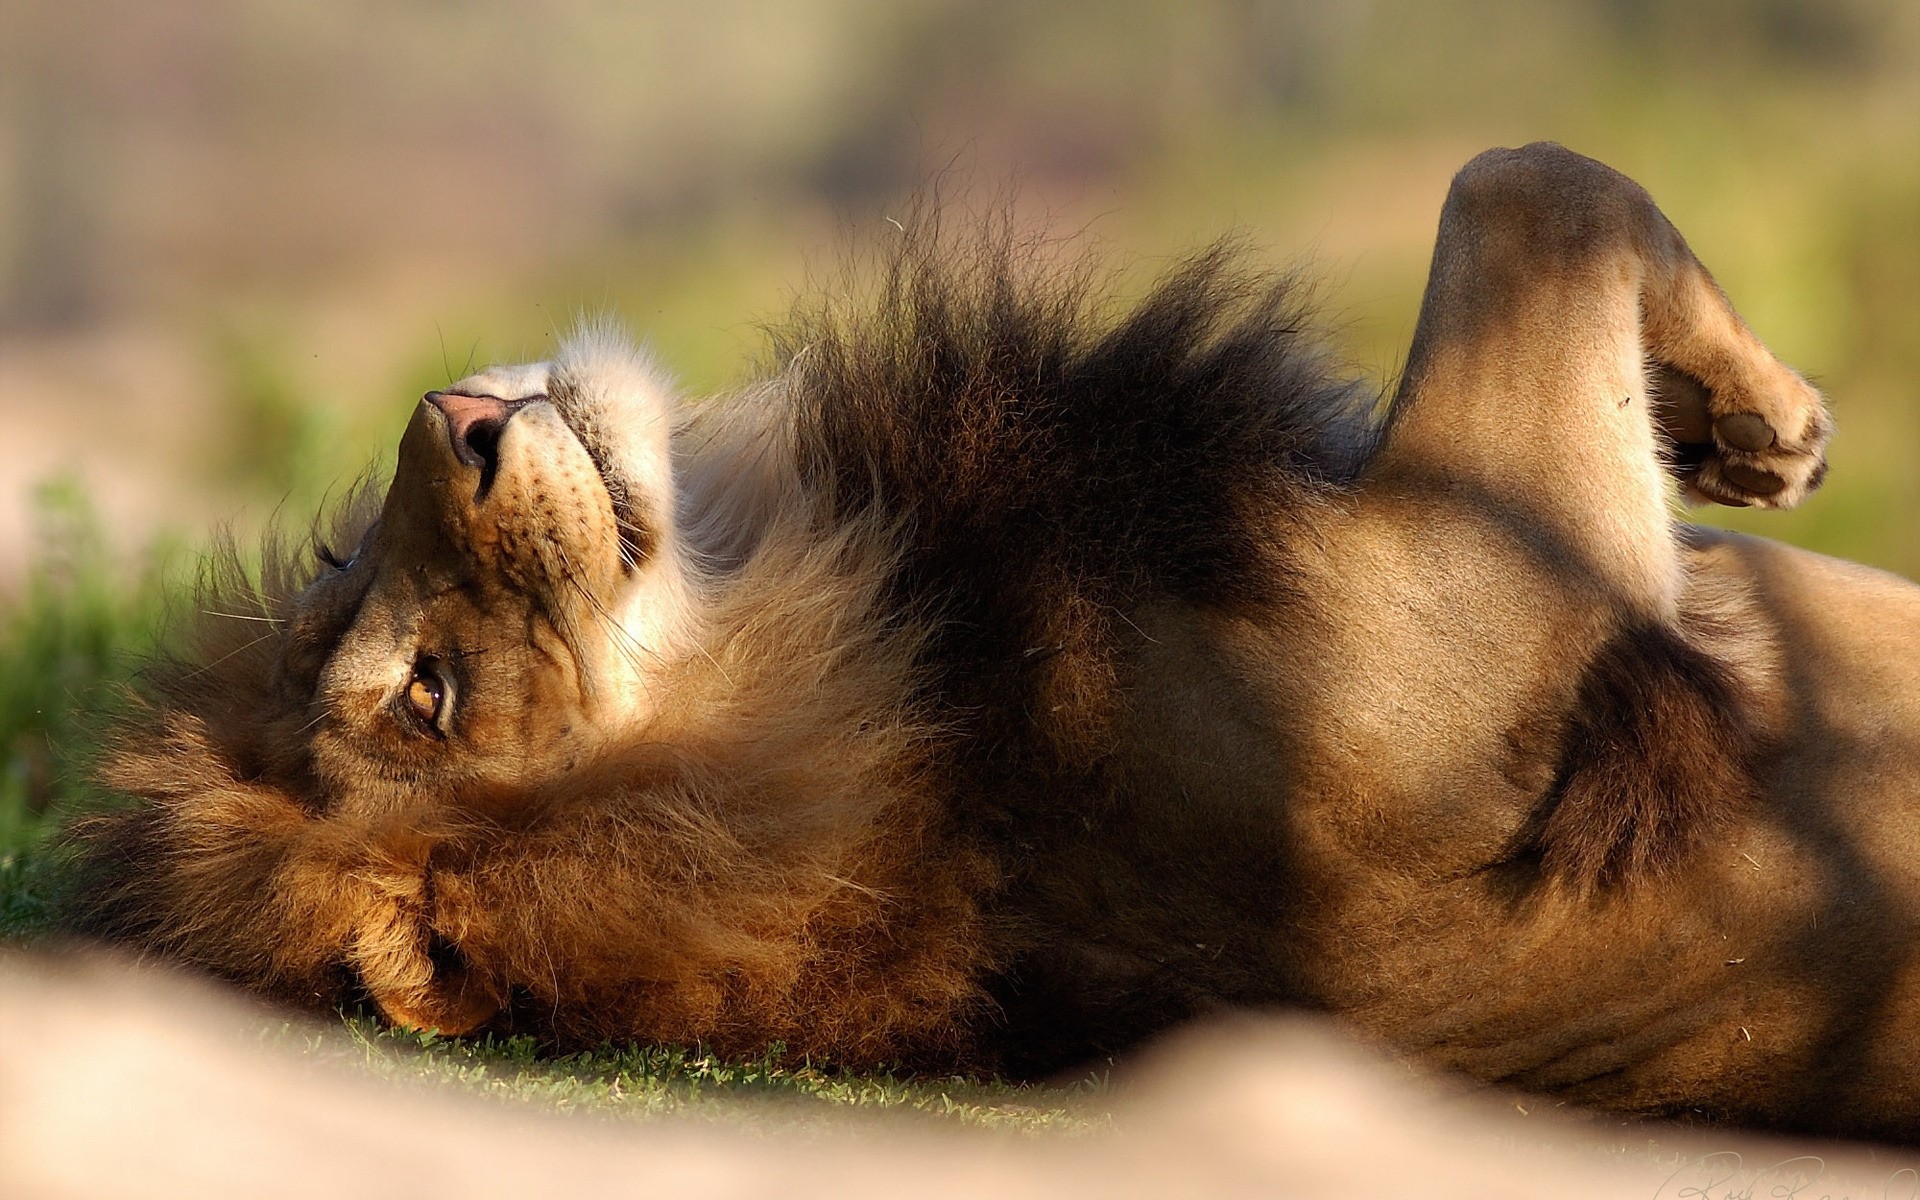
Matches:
[[1, 953, 1912, 1200]]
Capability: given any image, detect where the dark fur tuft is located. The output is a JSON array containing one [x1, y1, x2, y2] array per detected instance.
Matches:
[[63, 482, 385, 950], [1518, 621, 1759, 890]]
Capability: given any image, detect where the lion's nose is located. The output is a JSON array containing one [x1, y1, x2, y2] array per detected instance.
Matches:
[[424, 390, 538, 477]]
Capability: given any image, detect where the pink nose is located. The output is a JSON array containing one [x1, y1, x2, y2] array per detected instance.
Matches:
[[423, 390, 535, 471]]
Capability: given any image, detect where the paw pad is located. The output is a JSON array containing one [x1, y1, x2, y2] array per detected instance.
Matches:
[[1720, 462, 1785, 496], [1714, 412, 1775, 453], [1656, 366, 1830, 510]]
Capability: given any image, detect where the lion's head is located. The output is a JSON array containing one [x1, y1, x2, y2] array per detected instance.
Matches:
[[68, 328, 992, 1061], [295, 336, 696, 838]]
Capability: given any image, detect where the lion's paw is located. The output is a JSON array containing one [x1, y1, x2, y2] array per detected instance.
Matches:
[[1655, 363, 1830, 509]]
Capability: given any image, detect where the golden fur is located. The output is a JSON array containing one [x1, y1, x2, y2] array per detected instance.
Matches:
[[80, 481, 994, 1062], [63, 143, 1920, 1139]]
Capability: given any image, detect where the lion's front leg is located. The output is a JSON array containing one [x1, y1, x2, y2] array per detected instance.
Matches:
[[1631, 188, 1830, 508], [1374, 141, 1830, 619], [1293, 143, 1827, 893]]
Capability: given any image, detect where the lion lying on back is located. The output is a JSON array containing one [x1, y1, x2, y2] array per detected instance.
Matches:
[[67, 144, 1920, 1139]]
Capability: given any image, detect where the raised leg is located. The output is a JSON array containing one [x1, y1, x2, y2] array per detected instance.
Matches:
[[1267, 147, 1918, 1123], [1372, 142, 1830, 621], [1284, 144, 1832, 892]]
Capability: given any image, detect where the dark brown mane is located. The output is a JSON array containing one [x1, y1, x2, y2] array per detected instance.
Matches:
[[780, 216, 1375, 801]]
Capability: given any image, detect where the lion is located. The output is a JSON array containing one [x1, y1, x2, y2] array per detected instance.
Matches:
[[61, 142, 1920, 1138]]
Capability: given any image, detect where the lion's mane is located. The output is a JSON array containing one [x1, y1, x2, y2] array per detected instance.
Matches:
[[66, 218, 1377, 1067]]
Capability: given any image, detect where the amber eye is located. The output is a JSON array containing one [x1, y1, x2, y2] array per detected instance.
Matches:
[[403, 661, 451, 733]]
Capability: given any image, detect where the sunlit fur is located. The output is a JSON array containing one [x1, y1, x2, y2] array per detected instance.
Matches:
[[74, 485, 999, 1061], [58, 194, 1764, 1053]]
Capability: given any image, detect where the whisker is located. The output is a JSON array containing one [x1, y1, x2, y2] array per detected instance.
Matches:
[[551, 546, 661, 680], [181, 629, 282, 678], [821, 873, 887, 900], [594, 600, 662, 671], [673, 639, 727, 693], [549, 541, 730, 693]]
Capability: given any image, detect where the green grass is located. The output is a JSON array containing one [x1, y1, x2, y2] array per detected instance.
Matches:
[[0, 479, 176, 942], [300, 1019, 1110, 1131]]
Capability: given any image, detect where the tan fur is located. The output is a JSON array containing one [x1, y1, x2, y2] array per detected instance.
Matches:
[[66, 143, 1920, 1139], [98, 488, 996, 1057]]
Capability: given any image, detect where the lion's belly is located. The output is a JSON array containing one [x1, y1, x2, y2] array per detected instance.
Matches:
[[1071, 525, 1920, 1135]]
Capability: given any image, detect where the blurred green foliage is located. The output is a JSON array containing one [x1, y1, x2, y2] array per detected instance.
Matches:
[[5, 0, 1915, 567], [0, 481, 173, 934], [0, 482, 169, 841], [212, 324, 344, 506]]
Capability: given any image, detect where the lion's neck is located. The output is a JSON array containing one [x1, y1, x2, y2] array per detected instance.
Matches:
[[602, 522, 710, 710], [596, 382, 807, 726]]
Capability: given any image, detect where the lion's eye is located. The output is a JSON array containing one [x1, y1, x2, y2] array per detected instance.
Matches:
[[403, 661, 452, 733]]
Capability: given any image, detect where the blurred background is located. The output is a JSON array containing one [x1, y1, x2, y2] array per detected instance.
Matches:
[[3, 0, 1919, 569], [0, 0, 1918, 839]]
